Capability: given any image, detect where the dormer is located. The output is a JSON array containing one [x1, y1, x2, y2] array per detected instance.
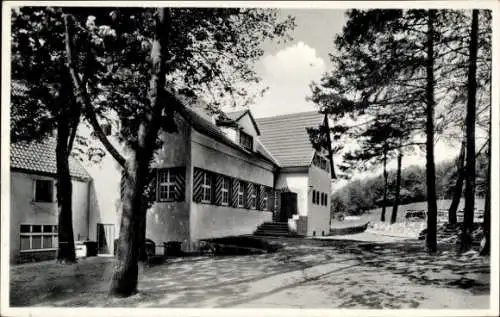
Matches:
[[216, 109, 261, 152]]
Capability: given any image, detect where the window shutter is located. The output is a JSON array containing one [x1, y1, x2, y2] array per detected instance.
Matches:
[[192, 168, 204, 203], [214, 174, 224, 206], [146, 170, 157, 203], [231, 179, 239, 207], [257, 185, 265, 210], [173, 167, 186, 201], [245, 182, 252, 209], [120, 169, 126, 201]]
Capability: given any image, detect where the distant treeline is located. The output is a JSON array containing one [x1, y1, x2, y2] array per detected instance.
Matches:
[[331, 152, 488, 215]]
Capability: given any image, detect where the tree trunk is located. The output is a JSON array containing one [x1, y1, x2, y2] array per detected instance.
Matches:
[[448, 137, 466, 225], [381, 150, 388, 222], [480, 141, 490, 256], [390, 152, 403, 224], [56, 119, 77, 264], [425, 9, 438, 254], [461, 9, 479, 253], [109, 8, 171, 297], [109, 152, 149, 297]]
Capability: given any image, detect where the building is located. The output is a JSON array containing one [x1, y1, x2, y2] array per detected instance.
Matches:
[[9, 138, 94, 263], [136, 104, 335, 251], [9, 101, 335, 262]]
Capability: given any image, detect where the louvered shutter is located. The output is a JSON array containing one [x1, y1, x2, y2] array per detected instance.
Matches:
[[192, 168, 204, 203], [173, 167, 186, 201], [245, 182, 253, 209], [120, 169, 126, 201], [231, 178, 239, 207], [214, 174, 224, 205], [257, 185, 265, 210]]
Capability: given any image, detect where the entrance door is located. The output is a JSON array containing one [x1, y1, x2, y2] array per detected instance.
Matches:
[[96, 223, 114, 254], [279, 192, 298, 222]]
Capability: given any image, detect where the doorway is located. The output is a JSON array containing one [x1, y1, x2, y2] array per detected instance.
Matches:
[[96, 223, 114, 254], [279, 192, 298, 222]]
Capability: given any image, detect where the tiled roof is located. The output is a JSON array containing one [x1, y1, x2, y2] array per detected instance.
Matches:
[[11, 137, 91, 180], [176, 104, 274, 166], [256, 111, 324, 168]]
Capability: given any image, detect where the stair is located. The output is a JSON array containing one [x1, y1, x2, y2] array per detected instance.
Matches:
[[253, 222, 297, 237]]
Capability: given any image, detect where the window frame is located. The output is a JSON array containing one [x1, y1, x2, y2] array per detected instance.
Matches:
[[221, 176, 230, 206], [201, 172, 212, 203], [237, 182, 245, 208], [158, 169, 176, 202], [19, 224, 58, 252], [33, 179, 54, 203], [262, 190, 268, 211], [239, 131, 253, 151]]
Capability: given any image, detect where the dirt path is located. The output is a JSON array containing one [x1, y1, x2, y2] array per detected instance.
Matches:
[[9, 236, 490, 309]]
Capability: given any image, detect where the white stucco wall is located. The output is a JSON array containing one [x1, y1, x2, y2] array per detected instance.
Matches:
[[146, 114, 192, 250], [189, 130, 274, 244], [307, 162, 331, 237], [10, 171, 90, 263], [236, 113, 259, 150], [85, 138, 124, 252]]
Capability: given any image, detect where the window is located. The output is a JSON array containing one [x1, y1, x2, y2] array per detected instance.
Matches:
[[158, 169, 176, 201], [262, 190, 268, 211], [250, 183, 257, 209], [312, 190, 317, 204], [34, 179, 54, 202], [239, 131, 253, 151], [102, 123, 112, 136], [320, 158, 327, 170], [201, 172, 212, 203], [316, 191, 320, 205], [237, 182, 244, 207], [221, 177, 230, 206], [20, 224, 58, 251]]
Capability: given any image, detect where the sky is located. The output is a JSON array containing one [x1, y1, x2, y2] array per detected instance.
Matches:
[[220, 9, 475, 181], [233, 9, 347, 119]]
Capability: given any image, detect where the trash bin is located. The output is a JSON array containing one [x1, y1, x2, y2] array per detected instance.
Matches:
[[84, 241, 98, 257], [164, 241, 182, 257]]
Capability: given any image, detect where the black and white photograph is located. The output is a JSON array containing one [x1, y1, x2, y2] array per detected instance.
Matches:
[[1, 1, 498, 316]]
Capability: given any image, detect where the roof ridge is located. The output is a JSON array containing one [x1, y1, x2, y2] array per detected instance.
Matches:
[[255, 110, 322, 121]]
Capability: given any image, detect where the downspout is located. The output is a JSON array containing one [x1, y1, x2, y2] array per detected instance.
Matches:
[[87, 178, 92, 241]]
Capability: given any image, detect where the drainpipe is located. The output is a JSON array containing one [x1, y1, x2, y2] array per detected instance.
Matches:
[[87, 178, 92, 241]]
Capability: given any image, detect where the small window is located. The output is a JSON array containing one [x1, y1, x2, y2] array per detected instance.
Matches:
[[221, 177, 230, 206], [237, 182, 244, 208], [316, 191, 320, 205], [201, 172, 212, 203], [34, 179, 54, 202], [313, 231, 316, 236], [312, 190, 316, 204], [262, 190, 268, 211], [158, 169, 176, 201], [239, 131, 253, 151], [102, 123, 112, 136]]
